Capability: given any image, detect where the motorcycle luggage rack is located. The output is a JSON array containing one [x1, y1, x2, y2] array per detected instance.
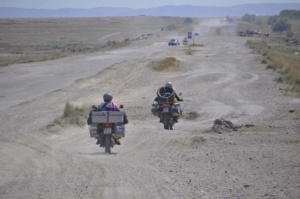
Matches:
[[91, 111, 124, 123]]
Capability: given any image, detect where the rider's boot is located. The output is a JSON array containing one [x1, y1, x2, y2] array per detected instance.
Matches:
[[173, 117, 178, 123], [114, 138, 121, 145], [96, 139, 100, 145]]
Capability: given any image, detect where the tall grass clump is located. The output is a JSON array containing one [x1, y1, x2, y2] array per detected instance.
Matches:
[[153, 57, 179, 72], [54, 101, 90, 127]]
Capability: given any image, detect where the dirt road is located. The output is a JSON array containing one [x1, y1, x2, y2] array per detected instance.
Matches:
[[0, 28, 299, 199]]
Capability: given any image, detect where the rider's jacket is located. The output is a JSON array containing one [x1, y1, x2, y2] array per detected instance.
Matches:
[[98, 102, 119, 111], [97, 101, 128, 124]]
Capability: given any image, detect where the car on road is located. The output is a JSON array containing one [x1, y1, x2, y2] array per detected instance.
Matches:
[[238, 31, 246, 37], [246, 30, 261, 35], [168, 39, 180, 46]]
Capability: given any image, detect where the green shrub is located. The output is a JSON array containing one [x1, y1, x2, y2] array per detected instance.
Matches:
[[184, 17, 193, 23], [272, 19, 291, 32], [267, 15, 279, 25], [166, 23, 176, 31], [242, 14, 257, 23]]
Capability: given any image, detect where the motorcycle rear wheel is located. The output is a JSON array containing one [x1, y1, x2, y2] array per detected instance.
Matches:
[[104, 135, 111, 154], [163, 115, 173, 130], [163, 116, 169, 130]]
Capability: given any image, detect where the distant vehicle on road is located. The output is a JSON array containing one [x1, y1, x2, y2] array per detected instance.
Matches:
[[140, 33, 156, 39], [168, 39, 180, 46], [238, 31, 246, 37], [246, 30, 261, 35]]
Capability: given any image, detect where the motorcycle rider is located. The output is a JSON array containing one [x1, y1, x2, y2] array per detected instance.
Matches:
[[87, 92, 128, 145], [99, 92, 121, 111], [154, 82, 183, 122], [154, 81, 183, 104]]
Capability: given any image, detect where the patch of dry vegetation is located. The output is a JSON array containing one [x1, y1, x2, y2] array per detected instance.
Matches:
[[189, 43, 204, 47], [184, 111, 200, 120], [0, 16, 195, 67], [52, 101, 90, 127], [0, 39, 131, 67], [246, 40, 300, 93], [153, 57, 180, 72], [185, 44, 204, 55], [237, 15, 300, 94]]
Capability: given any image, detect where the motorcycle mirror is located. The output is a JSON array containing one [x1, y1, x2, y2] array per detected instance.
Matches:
[[92, 105, 97, 110], [119, 104, 124, 109], [178, 92, 182, 96]]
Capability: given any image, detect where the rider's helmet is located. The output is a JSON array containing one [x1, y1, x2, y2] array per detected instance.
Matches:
[[103, 92, 113, 102], [165, 81, 173, 89]]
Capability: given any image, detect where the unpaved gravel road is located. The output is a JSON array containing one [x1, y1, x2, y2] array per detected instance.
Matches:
[[0, 23, 299, 199]]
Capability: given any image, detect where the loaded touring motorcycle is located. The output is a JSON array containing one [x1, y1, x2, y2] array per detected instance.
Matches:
[[88, 105, 125, 154], [151, 88, 182, 130]]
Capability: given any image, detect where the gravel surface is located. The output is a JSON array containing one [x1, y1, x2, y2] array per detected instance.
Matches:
[[0, 24, 299, 199]]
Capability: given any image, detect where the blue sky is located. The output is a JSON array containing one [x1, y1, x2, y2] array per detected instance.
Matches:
[[0, 0, 298, 9]]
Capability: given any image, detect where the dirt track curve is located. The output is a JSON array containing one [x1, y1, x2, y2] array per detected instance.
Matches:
[[0, 24, 299, 199]]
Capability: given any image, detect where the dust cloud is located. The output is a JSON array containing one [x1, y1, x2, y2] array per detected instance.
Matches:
[[193, 18, 237, 36]]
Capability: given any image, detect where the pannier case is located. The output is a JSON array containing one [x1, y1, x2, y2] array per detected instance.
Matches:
[[114, 124, 125, 138], [151, 103, 160, 116], [172, 103, 181, 116], [92, 111, 124, 123], [89, 124, 99, 138]]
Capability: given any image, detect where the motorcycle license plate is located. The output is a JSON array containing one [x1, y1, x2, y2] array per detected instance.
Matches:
[[104, 128, 112, 135], [163, 107, 169, 113]]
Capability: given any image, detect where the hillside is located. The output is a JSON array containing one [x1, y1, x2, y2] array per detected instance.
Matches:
[[1, 3, 300, 18]]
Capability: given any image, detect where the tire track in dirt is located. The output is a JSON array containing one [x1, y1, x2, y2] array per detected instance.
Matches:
[[1, 31, 299, 199]]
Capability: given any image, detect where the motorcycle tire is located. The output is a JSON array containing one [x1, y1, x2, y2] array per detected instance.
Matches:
[[104, 135, 111, 154], [163, 115, 170, 130], [169, 122, 174, 130]]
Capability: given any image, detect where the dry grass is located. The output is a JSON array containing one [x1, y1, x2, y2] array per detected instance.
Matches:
[[240, 16, 300, 94], [189, 43, 204, 47], [0, 16, 193, 67], [153, 57, 180, 72], [246, 40, 300, 93], [0, 39, 131, 67], [184, 111, 200, 120], [53, 101, 90, 127], [185, 44, 204, 55]]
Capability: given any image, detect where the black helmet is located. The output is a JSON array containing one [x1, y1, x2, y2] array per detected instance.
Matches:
[[165, 81, 173, 88], [103, 92, 113, 102]]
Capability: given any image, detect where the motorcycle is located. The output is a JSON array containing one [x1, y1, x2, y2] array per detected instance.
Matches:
[[88, 105, 125, 154], [151, 92, 182, 130]]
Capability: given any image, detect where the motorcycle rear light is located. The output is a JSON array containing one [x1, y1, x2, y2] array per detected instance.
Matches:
[[104, 123, 111, 127], [163, 104, 169, 107]]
